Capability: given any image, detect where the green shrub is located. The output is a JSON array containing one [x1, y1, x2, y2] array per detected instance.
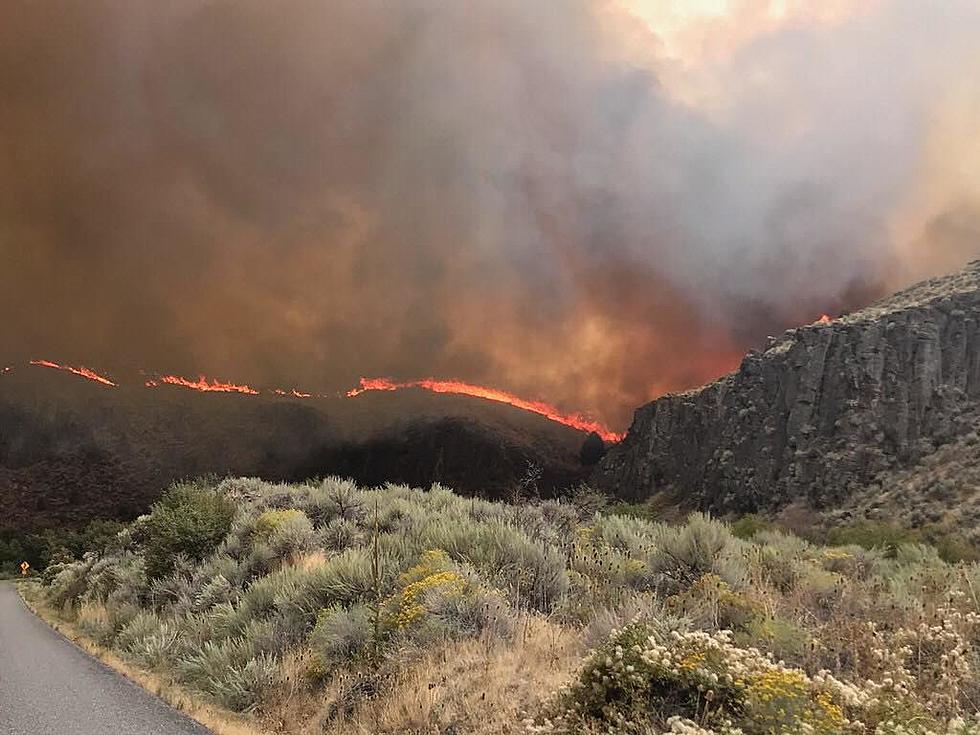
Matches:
[[142, 483, 235, 579], [207, 653, 280, 711], [591, 514, 665, 556], [650, 513, 749, 591], [0, 518, 124, 573], [308, 603, 374, 668], [177, 638, 280, 711], [306, 478, 364, 526], [826, 520, 922, 553], [125, 620, 180, 670], [115, 610, 164, 652], [923, 528, 980, 564], [730, 514, 773, 540], [256, 509, 316, 558], [420, 519, 569, 612], [667, 573, 763, 631], [47, 556, 96, 608], [603, 500, 660, 521], [254, 509, 305, 539], [320, 518, 361, 551], [737, 616, 813, 666], [424, 584, 516, 642], [193, 574, 235, 612]]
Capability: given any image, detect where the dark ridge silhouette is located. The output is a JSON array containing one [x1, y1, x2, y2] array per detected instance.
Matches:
[[0, 369, 586, 532]]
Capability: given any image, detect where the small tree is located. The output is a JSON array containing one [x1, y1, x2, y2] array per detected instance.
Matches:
[[142, 483, 235, 579], [579, 431, 606, 466]]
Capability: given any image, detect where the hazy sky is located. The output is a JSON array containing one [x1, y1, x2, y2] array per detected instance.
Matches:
[[2, 0, 978, 428]]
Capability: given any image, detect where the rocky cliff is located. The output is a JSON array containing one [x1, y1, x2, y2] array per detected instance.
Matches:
[[597, 261, 980, 513]]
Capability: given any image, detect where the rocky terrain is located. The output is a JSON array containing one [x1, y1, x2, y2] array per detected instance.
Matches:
[[597, 260, 980, 516]]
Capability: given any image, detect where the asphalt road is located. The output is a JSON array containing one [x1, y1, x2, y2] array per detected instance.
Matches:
[[0, 582, 211, 735]]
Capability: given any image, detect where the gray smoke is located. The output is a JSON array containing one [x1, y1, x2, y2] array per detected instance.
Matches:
[[1, 0, 978, 427]]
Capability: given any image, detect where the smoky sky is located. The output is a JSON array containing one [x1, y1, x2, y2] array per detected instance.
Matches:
[[2, 0, 979, 428]]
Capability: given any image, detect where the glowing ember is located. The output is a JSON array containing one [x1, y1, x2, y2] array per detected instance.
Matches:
[[1, 366, 11, 374], [273, 388, 313, 399], [29, 359, 117, 387], [347, 377, 624, 442], [817, 314, 833, 324], [155, 374, 260, 395]]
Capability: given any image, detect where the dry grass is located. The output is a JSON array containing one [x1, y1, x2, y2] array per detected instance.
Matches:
[[18, 581, 267, 735], [308, 616, 579, 735], [28, 477, 980, 734], [291, 550, 329, 571], [189, 608, 579, 735]]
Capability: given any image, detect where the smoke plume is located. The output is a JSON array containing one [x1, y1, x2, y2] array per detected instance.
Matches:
[[2, 0, 979, 428]]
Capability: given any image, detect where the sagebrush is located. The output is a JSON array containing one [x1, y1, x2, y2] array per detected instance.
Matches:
[[33, 477, 980, 734]]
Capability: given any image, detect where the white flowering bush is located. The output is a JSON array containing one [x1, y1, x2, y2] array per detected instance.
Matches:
[[528, 619, 980, 735], [528, 623, 865, 734]]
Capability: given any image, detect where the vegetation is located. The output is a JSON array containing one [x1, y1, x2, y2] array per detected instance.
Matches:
[[1, 518, 123, 576], [24, 477, 980, 734], [137, 481, 236, 579], [826, 520, 980, 564], [579, 432, 607, 466]]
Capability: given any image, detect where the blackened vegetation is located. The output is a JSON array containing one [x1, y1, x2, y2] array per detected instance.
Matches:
[[578, 432, 607, 466], [0, 372, 588, 537], [298, 418, 583, 501]]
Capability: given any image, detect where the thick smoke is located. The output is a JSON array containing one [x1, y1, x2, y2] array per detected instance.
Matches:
[[1, 0, 979, 428]]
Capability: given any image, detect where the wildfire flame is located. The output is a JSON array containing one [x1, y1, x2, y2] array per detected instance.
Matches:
[[273, 388, 313, 398], [23, 359, 625, 439], [29, 359, 117, 387], [347, 377, 624, 442], [20, 305, 838, 442], [151, 374, 260, 395], [1, 366, 11, 375]]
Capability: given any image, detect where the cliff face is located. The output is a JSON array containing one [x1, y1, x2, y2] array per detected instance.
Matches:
[[597, 261, 980, 512]]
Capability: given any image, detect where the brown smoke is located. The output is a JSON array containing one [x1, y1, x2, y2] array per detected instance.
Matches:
[[2, 0, 979, 429]]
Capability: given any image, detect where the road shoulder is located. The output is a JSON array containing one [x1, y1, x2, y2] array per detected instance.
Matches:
[[15, 581, 263, 735]]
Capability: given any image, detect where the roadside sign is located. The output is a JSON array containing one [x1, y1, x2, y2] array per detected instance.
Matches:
[[20, 561, 29, 576]]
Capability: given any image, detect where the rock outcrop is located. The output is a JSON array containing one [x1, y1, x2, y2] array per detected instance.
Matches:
[[596, 261, 980, 513]]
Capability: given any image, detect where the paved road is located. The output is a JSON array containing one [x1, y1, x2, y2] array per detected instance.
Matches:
[[0, 582, 211, 735]]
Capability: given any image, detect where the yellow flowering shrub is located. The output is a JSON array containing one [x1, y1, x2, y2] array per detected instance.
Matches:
[[742, 668, 845, 734], [387, 549, 467, 629], [254, 508, 307, 538]]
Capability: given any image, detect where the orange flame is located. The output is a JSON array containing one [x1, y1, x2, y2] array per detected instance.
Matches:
[[154, 374, 260, 395], [817, 314, 833, 324], [21, 358, 625, 440], [29, 359, 117, 387], [273, 388, 313, 399], [1, 366, 11, 375], [347, 377, 624, 442]]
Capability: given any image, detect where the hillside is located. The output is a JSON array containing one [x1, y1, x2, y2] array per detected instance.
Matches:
[[0, 369, 588, 532], [22, 477, 980, 734], [597, 260, 980, 521]]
